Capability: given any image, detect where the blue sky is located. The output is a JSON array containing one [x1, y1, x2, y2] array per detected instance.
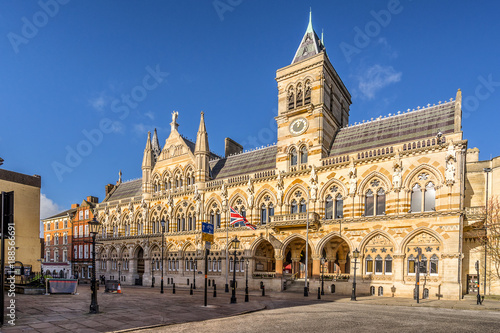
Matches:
[[1, 0, 500, 220]]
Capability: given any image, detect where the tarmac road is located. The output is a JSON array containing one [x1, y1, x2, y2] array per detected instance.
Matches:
[[137, 301, 500, 333]]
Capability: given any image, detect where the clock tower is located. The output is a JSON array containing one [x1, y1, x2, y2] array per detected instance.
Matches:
[[275, 12, 351, 172]]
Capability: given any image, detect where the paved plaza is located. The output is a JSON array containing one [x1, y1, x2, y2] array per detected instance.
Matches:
[[2, 284, 500, 332]]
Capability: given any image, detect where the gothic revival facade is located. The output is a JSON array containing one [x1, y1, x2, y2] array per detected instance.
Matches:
[[93, 16, 498, 299]]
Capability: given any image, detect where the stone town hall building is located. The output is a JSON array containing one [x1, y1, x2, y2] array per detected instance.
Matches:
[[94, 16, 499, 299]]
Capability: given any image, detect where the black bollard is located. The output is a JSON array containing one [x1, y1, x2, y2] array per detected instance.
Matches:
[[208, 279, 211, 287], [318, 287, 321, 299], [262, 285, 265, 297], [213, 283, 217, 297], [190, 283, 193, 295], [187, 279, 189, 286], [173, 283, 176, 294]]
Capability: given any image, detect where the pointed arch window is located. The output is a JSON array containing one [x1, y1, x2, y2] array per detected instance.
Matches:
[[300, 146, 308, 164], [420, 255, 428, 274], [385, 255, 393, 275], [424, 182, 436, 212], [408, 255, 416, 274], [260, 204, 267, 224], [430, 254, 439, 275], [296, 84, 303, 107], [304, 81, 311, 105], [188, 215, 193, 231], [210, 210, 215, 225], [216, 210, 221, 228], [290, 148, 298, 166], [365, 189, 374, 216], [335, 193, 344, 219], [411, 184, 422, 213], [365, 255, 373, 274], [325, 195, 333, 220], [288, 87, 295, 110], [375, 255, 383, 274], [299, 199, 307, 213], [376, 188, 386, 215], [290, 199, 298, 214], [268, 203, 274, 222]]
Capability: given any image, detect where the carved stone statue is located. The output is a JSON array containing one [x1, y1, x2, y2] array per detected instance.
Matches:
[[393, 166, 402, 189], [348, 162, 357, 195], [309, 166, 318, 202], [276, 171, 284, 206], [220, 182, 228, 211], [246, 178, 254, 209], [171, 111, 179, 132], [193, 184, 202, 217], [445, 159, 456, 184], [167, 194, 174, 216], [446, 141, 456, 162]]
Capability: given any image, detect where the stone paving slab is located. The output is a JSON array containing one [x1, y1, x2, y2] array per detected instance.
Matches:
[[1, 285, 500, 333]]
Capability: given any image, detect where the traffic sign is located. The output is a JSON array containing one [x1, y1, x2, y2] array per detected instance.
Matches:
[[202, 233, 213, 242], [202, 222, 214, 235]]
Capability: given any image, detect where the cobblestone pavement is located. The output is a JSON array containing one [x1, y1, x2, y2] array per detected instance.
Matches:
[[2, 284, 500, 333]]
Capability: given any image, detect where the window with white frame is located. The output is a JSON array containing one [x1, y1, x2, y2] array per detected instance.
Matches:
[[410, 172, 437, 213], [385, 255, 392, 275], [85, 209, 89, 219], [375, 255, 383, 274], [79, 211, 83, 220], [365, 255, 373, 274]]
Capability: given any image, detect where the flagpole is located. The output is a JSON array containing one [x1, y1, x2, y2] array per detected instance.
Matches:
[[225, 201, 229, 293], [304, 187, 309, 297]]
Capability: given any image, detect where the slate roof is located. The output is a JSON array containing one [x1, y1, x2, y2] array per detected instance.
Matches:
[[292, 12, 325, 64], [181, 136, 220, 159], [103, 179, 142, 202], [329, 101, 456, 156], [44, 208, 77, 220], [210, 146, 277, 179]]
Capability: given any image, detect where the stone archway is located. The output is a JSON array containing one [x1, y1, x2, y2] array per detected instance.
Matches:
[[319, 236, 351, 276], [253, 240, 275, 273], [282, 237, 313, 279]]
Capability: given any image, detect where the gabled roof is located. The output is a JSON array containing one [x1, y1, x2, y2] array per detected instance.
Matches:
[[181, 136, 220, 159], [330, 101, 456, 156], [292, 12, 325, 64], [103, 179, 142, 202], [210, 146, 277, 179], [43, 208, 77, 221]]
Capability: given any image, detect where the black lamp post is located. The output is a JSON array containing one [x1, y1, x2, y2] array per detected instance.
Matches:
[[321, 257, 325, 296], [230, 236, 240, 304], [88, 217, 102, 314], [193, 260, 196, 290], [351, 248, 359, 301], [118, 262, 121, 283], [245, 258, 249, 302], [160, 218, 165, 294]]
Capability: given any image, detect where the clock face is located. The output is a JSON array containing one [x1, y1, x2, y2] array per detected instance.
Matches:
[[289, 118, 308, 136]]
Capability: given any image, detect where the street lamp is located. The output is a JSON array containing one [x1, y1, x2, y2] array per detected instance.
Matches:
[[230, 236, 240, 304], [193, 259, 196, 290], [118, 262, 121, 283], [245, 258, 249, 302], [88, 217, 102, 314], [160, 218, 165, 294], [483, 167, 491, 298], [351, 248, 359, 301], [321, 257, 326, 296]]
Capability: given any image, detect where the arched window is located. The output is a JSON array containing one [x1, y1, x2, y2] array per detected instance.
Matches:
[[420, 255, 427, 274], [411, 184, 422, 213], [335, 194, 344, 219], [325, 195, 333, 219], [230, 258, 234, 272], [376, 188, 386, 215], [216, 210, 221, 228], [188, 215, 193, 231], [288, 87, 295, 110], [385, 255, 392, 275], [300, 146, 308, 164], [408, 255, 415, 274], [210, 211, 214, 225], [366, 255, 373, 274], [208, 258, 212, 272], [375, 255, 383, 274], [370, 286, 375, 296], [268, 203, 274, 223], [299, 199, 307, 213], [304, 81, 311, 105], [430, 254, 439, 275], [177, 217, 181, 232], [378, 286, 384, 296], [290, 148, 298, 166], [260, 204, 267, 224], [240, 258, 245, 272], [424, 182, 436, 211], [365, 190, 374, 216], [290, 199, 298, 214], [296, 84, 303, 107]]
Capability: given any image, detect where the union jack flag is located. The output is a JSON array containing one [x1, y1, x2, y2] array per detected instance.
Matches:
[[230, 206, 248, 225], [244, 222, 257, 230]]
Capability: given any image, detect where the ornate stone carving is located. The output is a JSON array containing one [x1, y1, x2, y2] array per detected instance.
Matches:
[[408, 232, 440, 245], [392, 150, 403, 190], [348, 161, 357, 195], [246, 177, 254, 209], [193, 184, 202, 218], [445, 159, 455, 185], [309, 165, 318, 202], [368, 234, 392, 246], [220, 182, 228, 212]]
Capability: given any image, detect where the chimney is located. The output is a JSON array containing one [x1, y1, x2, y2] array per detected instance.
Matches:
[[466, 148, 480, 163], [86, 196, 99, 203], [71, 203, 79, 209], [225, 138, 243, 157], [105, 184, 115, 196]]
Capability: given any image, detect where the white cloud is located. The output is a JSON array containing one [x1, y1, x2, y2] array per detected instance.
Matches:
[[357, 65, 402, 99], [144, 111, 155, 121], [40, 193, 62, 219], [133, 123, 149, 136], [88, 91, 112, 111]]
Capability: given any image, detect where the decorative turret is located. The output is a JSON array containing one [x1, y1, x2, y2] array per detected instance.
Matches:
[[195, 112, 210, 183], [454, 89, 462, 133], [151, 128, 161, 162], [142, 131, 154, 194]]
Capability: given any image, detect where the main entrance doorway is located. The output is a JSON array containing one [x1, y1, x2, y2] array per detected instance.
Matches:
[[283, 238, 312, 279], [136, 248, 144, 285]]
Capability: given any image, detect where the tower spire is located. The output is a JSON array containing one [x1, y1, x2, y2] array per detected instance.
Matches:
[[291, 10, 325, 64], [151, 128, 161, 162], [195, 111, 210, 182]]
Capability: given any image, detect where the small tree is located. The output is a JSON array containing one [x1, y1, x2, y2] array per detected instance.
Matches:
[[480, 196, 500, 282]]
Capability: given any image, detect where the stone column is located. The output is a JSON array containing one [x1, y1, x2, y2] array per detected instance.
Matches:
[[312, 255, 321, 279], [275, 254, 284, 278], [393, 254, 405, 284], [338, 259, 347, 274]]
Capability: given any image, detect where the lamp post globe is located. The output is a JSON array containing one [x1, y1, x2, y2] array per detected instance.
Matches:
[[230, 237, 240, 304], [88, 217, 102, 314], [160, 218, 165, 294], [351, 248, 359, 301]]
